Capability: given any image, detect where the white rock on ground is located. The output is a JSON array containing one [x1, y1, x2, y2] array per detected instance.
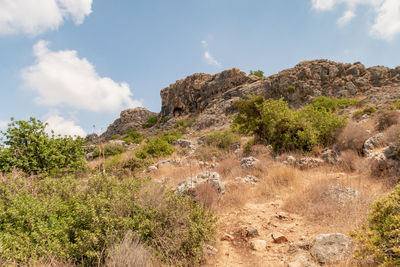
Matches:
[[310, 233, 351, 264]]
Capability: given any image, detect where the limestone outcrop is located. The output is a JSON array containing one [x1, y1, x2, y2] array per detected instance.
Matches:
[[101, 107, 157, 140]]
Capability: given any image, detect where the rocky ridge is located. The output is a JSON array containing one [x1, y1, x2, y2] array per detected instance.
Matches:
[[101, 59, 400, 138]]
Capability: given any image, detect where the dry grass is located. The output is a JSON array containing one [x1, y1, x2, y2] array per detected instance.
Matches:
[[282, 172, 386, 233], [335, 122, 371, 154], [375, 110, 400, 131], [194, 183, 219, 210], [106, 231, 153, 267], [254, 166, 302, 200], [382, 123, 400, 144], [339, 150, 366, 173]]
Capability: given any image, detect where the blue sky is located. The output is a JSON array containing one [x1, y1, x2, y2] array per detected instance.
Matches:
[[1, 0, 400, 136]]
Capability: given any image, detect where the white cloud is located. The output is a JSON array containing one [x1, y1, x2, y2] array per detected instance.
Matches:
[[337, 10, 356, 25], [204, 51, 221, 67], [370, 0, 400, 40], [201, 40, 221, 67], [0, 120, 8, 130], [0, 0, 92, 36], [45, 112, 86, 137], [22, 40, 141, 113], [311, 0, 400, 40]]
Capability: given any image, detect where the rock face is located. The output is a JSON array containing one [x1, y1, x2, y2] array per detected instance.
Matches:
[[101, 107, 157, 140], [158, 60, 400, 130]]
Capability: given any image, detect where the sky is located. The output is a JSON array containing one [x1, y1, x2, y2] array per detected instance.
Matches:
[[1, 0, 400, 136]]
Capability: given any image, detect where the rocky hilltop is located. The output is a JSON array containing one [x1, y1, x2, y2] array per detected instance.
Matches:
[[103, 59, 400, 138], [101, 107, 157, 140]]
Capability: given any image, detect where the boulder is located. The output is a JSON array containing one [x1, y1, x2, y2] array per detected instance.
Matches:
[[241, 157, 260, 169], [363, 133, 384, 157], [321, 149, 339, 164], [175, 171, 225, 196], [310, 233, 351, 264], [296, 157, 324, 169], [101, 107, 157, 140]]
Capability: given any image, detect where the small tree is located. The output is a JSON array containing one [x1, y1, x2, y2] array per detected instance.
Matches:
[[249, 70, 264, 78], [0, 117, 86, 174]]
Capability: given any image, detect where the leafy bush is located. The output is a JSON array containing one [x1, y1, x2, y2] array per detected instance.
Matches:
[[142, 116, 158, 129], [0, 118, 86, 174], [249, 70, 264, 78], [111, 134, 120, 140], [123, 129, 143, 144], [352, 184, 400, 266], [0, 174, 215, 266], [243, 137, 256, 156], [174, 118, 195, 132], [135, 138, 175, 159], [233, 96, 347, 152], [93, 142, 127, 158], [286, 85, 295, 93], [310, 96, 360, 112], [158, 129, 182, 144], [161, 116, 170, 124], [353, 106, 377, 119], [205, 129, 240, 150]]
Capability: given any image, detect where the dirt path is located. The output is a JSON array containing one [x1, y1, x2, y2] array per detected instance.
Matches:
[[206, 198, 320, 267]]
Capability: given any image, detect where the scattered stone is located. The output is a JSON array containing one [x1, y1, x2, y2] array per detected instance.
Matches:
[[143, 166, 158, 173], [250, 240, 267, 251], [156, 158, 181, 168], [175, 171, 225, 196], [221, 233, 234, 241], [271, 232, 289, 244], [86, 152, 94, 161], [324, 184, 359, 203], [321, 149, 339, 164], [241, 157, 260, 169], [84, 145, 96, 154], [199, 161, 218, 169], [197, 136, 206, 145], [296, 157, 324, 169], [175, 139, 196, 155], [363, 133, 384, 157], [286, 251, 319, 267], [310, 233, 351, 264], [286, 156, 296, 165], [247, 228, 259, 238], [235, 175, 260, 184], [203, 244, 218, 255]]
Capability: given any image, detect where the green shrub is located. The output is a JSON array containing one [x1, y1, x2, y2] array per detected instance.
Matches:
[[311, 96, 360, 112], [174, 118, 195, 132], [135, 138, 175, 159], [233, 96, 346, 152], [159, 129, 182, 144], [249, 70, 264, 78], [353, 106, 377, 119], [142, 116, 158, 129], [0, 173, 215, 266], [93, 143, 127, 158], [351, 184, 400, 266], [111, 134, 120, 140], [205, 129, 240, 150], [0, 117, 86, 174], [123, 129, 143, 144], [243, 137, 256, 156], [286, 85, 295, 93], [161, 116, 170, 124]]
